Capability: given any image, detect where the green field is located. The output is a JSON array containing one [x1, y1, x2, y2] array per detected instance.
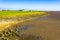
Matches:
[[0, 10, 46, 19]]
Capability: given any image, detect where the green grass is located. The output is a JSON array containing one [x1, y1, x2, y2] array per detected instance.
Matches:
[[0, 10, 46, 19]]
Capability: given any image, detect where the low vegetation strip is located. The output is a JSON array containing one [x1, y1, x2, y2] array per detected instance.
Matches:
[[0, 11, 46, 19]]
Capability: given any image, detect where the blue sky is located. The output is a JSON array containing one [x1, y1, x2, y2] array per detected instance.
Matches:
[[0, 0, 60, 11]]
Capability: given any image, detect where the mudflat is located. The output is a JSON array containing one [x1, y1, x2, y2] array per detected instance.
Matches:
[[21, 11, 60, 40]]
